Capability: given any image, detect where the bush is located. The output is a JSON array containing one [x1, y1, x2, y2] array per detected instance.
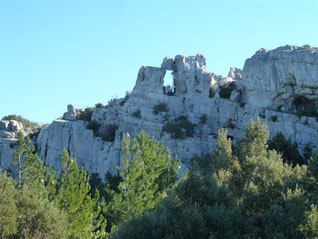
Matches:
[[153, 103, 169, 115], [259, 112, 266, 119], [95, 103, 104, 108], [100, 124, 118, 142], [219, 83, 235, 99], [132, 109, 141, 118], [270, 115, 278, 122], [163, 116, 196, 139], [3, 115, 39, 129], [268, 132, 304, 166], [303, 44, 311, 48], [76, 107, 94, 121], [200, 114, 207, 124], [86, 120, 101, 136]]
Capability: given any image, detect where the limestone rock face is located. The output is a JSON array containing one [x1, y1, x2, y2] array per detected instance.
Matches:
[[37, 119, 120, 176], [0, 120, 26, 176], [172, 54, 214, 97], [63, 104, 77, 121], [242, 45, 318, 110], [3, 46, 318, 181]]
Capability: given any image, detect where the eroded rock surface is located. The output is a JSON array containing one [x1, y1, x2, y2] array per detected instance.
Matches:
[[1, 45, 318, 179], [243, 45, 318, 111]]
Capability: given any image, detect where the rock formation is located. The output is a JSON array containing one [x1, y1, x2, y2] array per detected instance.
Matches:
[[1, 45, 317, 179], [243, 45, 318, 112], [62, 104, 77, 121]]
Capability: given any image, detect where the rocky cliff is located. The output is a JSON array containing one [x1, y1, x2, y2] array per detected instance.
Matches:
[[1, 45, 317, 178]]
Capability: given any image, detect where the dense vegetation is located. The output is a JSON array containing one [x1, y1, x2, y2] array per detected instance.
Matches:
[[114, 120, 318, 239], [1, 119, 318, 238]]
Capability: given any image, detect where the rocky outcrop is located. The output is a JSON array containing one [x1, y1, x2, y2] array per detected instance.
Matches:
[[0, 120, 25, 175], [243, 45, 318, 112], [63, 104, 77, 121], [1, 45, 318, 180]]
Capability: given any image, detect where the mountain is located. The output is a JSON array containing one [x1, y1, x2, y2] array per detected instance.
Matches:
[[1, 45, 317, 178]]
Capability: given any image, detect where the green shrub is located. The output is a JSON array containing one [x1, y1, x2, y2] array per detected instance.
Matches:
[[303, 44, 311, 48], [294, 96, 318, 118], [200, 114, 207, 124], [270, 115, 278, 122], [76, 107, 94, 121], [132, 109, 141, 118], [153, 103, 169, 115], [3, 115, 39, 129], [163, 116, 196, 139], [268, 132, 304, 166], [100, 124, 118, 142], [86, 120, 101, 136], [219, 83, 235, 99], [95, 103, 104, 108], [239, 102, 245, 108], [259, 112, 266, 119]]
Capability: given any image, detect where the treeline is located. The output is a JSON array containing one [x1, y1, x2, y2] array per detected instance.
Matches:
[[1, 119, 318, 238], [0, 131, 179, 238]]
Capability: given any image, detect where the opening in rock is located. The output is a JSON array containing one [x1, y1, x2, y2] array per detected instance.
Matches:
[[293, 95, 318, 117], [163, 70, 175, 96]]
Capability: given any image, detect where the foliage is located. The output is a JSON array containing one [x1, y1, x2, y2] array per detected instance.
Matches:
[[132, 109, 141, 118], [87, 120, 101, 135], [270, 115, 278, 122], [303, 44, 311, 48], [153, 103, 169, 115], [9, 136, 107, 238], [3, 114, 39, 129], [77, 107, 94, 121], [105, 131, 180, 232], [268, 132, 304, 166], [100, 124, 118, 142], [114, 119, 315, 239], [239, 102, 245, 108], [5, 119, 318, 238], [219, 83, 235, 99], [95, 103, 104, 108], [0, 171, 69, 239], [163, 115, 196, 139], [55, 149, 107, 238]]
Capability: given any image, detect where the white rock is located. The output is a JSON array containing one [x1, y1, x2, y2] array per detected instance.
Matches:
[[63, 104, 77, 121], [242, 45, 318, 110], [230, 91, 241, 102], [0, 130, 16, 138], [161, 57, 175, 71], [9, 120, 23, 132], [228, 67, 243, 80]]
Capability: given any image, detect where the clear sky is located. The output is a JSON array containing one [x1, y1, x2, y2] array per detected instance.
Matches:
[[1, 0, 317, 124]]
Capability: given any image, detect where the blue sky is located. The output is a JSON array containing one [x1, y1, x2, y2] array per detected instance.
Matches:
[[1, 0, 317, 124]]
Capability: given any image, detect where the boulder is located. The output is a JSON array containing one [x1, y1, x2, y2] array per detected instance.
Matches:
[[230, 91, 241, 102], [63, 104, 77, 121], [9, 120, 23, 132]]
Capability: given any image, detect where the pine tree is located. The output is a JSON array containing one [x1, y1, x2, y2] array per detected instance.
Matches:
[[12, 131, 56, 199], [0, 171, 18, 238], [55, 149, 106, 238], [12, 131, 31, 185], [106, 131, 180, 231]]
